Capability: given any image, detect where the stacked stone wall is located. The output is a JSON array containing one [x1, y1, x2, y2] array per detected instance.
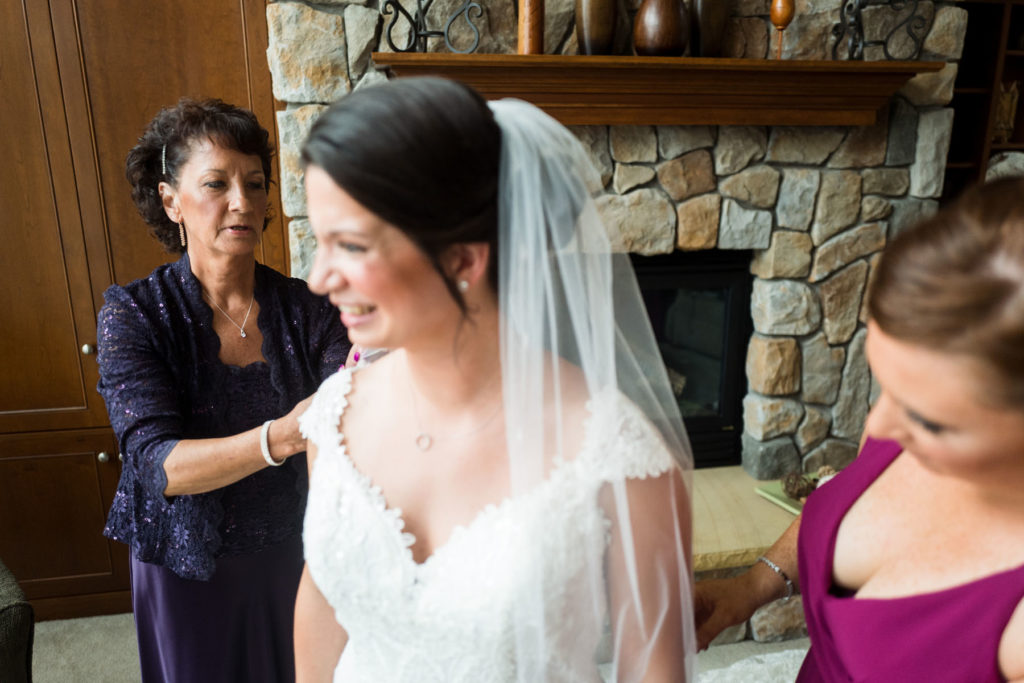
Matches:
[[266, 0, 966, 479]]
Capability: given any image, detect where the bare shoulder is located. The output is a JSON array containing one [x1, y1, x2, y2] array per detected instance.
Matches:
[[550, 354, 591, 411], [1000, 592, 1024, 681]]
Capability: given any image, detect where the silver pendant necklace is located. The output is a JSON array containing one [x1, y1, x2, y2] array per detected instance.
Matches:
[[204, 288, 255, 338], [407, 382, 435, 451], [405, 361, 503, 452]]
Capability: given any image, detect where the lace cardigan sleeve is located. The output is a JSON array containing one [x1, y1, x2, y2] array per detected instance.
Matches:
[[96, 285, 181, 499], [311, 297, 349, 383]]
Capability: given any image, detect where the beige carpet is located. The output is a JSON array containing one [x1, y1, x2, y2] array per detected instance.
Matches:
[[31, 612, 806, 682], [33, 613, 140, 683]]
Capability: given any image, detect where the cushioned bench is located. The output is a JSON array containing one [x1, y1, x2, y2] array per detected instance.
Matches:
[[0, 557, 33, 683]]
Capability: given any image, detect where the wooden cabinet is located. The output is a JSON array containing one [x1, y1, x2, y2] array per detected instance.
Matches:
[[0, 431, 129, 620], [943, 0, 1024, 200], [0, 0, 285, 619]]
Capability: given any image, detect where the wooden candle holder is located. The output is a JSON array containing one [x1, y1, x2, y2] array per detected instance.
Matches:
[[770, 0, 795, 60], [518, 0, 545, 54]]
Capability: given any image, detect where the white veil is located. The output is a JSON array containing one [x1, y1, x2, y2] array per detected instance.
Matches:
[[492, 99, 696, 682]]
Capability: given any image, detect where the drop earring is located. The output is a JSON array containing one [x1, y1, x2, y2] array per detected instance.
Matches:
[[179, 223, 187, 248]]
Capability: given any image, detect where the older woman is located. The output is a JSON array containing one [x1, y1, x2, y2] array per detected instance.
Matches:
[[293, 78, 696, 682], [696, 178, 1024, 681], [97, 98, 349, 682]]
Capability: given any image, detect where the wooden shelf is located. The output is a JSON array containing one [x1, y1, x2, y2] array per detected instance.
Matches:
[[371, 53, 944, 126]]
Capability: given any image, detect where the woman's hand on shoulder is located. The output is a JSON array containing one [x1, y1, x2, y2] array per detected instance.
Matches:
[[264, 395, 315, 465]]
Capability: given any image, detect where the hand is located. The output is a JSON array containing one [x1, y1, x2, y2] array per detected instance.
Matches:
[[270, 394, 315, 460], [694, 575, 761, 651]]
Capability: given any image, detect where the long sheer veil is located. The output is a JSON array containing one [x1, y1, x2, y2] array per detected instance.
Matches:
[[492, 99, 696, 682]]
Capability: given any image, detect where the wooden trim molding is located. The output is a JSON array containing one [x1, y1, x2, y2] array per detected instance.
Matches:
[[370, 53, 945, 126], [32, 590, 132, 621]]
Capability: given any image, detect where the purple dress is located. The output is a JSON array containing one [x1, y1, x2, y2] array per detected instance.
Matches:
[[797, 438, 1024, 682], [97, 254, 348, 682]]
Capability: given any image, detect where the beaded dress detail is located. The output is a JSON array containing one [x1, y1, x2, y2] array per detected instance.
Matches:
[[300, 368, 677, 682], [97, 254, 348, 580]]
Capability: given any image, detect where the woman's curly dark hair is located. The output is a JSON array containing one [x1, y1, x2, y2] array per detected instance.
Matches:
[[125, 98, 275, 253]]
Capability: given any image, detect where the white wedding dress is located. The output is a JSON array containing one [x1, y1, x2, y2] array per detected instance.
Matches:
[[300, 368, 678, 683]]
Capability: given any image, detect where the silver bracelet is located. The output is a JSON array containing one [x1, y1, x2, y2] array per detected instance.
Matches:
[[756, 555, 794, 601], [260, 419, 284, 467]]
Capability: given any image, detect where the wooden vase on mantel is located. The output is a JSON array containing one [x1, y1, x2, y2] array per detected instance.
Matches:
[[633, 0, 689, 56], [769, 0, 795, 59], [576, 0, 617, 54], [518, 0, 545, 54], [690, 0, 731, 57]]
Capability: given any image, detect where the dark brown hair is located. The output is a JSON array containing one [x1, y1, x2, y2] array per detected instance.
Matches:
[[300, 77, 501, 314], [868, 177, 1024, 407], [125, 98, 274, 253]]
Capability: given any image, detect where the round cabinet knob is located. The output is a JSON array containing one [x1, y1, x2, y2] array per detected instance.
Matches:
[[97, 452, 110, 463], [81, 344, 96, 355]]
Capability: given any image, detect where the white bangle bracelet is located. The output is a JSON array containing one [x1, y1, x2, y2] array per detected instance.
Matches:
[[756, 555, 794, 601], [260, 419, 284, 467]]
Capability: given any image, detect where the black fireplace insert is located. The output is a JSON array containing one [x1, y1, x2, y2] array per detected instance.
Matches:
[[630, 250, 753, 468]]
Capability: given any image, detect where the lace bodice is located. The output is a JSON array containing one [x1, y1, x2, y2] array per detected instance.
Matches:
[[300, 369, 677, 682]]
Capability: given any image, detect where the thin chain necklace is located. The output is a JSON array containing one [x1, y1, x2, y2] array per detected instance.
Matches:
[[203, 288, 255, 338], [405, 361, 503, 451]]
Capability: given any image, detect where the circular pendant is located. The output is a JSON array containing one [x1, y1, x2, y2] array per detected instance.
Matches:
[[415, 433, 433, 451]]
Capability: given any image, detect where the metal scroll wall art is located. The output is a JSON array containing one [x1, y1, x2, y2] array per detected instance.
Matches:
[[831, 0, 932, 60], [382, 0, 483, 53]]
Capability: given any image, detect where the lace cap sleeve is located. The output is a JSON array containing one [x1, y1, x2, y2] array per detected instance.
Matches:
[[300, 368, 354, 451], [584, 390, 680, 482]]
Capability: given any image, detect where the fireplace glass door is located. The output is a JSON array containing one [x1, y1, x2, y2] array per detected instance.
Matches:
[[631, 251, 752, 468]]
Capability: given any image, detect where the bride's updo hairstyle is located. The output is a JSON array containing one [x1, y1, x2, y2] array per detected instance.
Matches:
[[867, 177, 1024, 408], [301, 77, 501, 314]]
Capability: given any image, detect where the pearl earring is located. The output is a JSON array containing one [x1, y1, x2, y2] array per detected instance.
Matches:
[[457, 280, 469, 292]]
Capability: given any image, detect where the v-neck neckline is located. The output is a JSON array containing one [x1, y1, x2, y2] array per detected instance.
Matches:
[[322, 368, 600, 570]]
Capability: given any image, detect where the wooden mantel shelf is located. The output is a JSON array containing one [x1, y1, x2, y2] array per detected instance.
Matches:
[[370, 53, 944, 127]]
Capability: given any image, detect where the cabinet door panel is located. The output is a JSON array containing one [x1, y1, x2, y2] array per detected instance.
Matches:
[[0, 430, 128, 600], [0, 0, 107, 432]]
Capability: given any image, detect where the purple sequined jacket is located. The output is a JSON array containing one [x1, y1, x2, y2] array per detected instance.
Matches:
[[97, 254, 348, 580]]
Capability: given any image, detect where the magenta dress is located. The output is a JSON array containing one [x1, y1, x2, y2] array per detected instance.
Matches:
[[797, 438, 1024, 682]]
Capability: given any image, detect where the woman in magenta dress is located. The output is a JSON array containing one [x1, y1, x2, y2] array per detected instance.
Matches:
[[695, 178, 1024, 681]]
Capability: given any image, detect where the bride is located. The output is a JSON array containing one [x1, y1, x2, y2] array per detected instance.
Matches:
[[293, 77, 696, 682]]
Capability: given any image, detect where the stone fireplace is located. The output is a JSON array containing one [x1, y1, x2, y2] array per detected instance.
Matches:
[[265, 0, 965, 479]]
